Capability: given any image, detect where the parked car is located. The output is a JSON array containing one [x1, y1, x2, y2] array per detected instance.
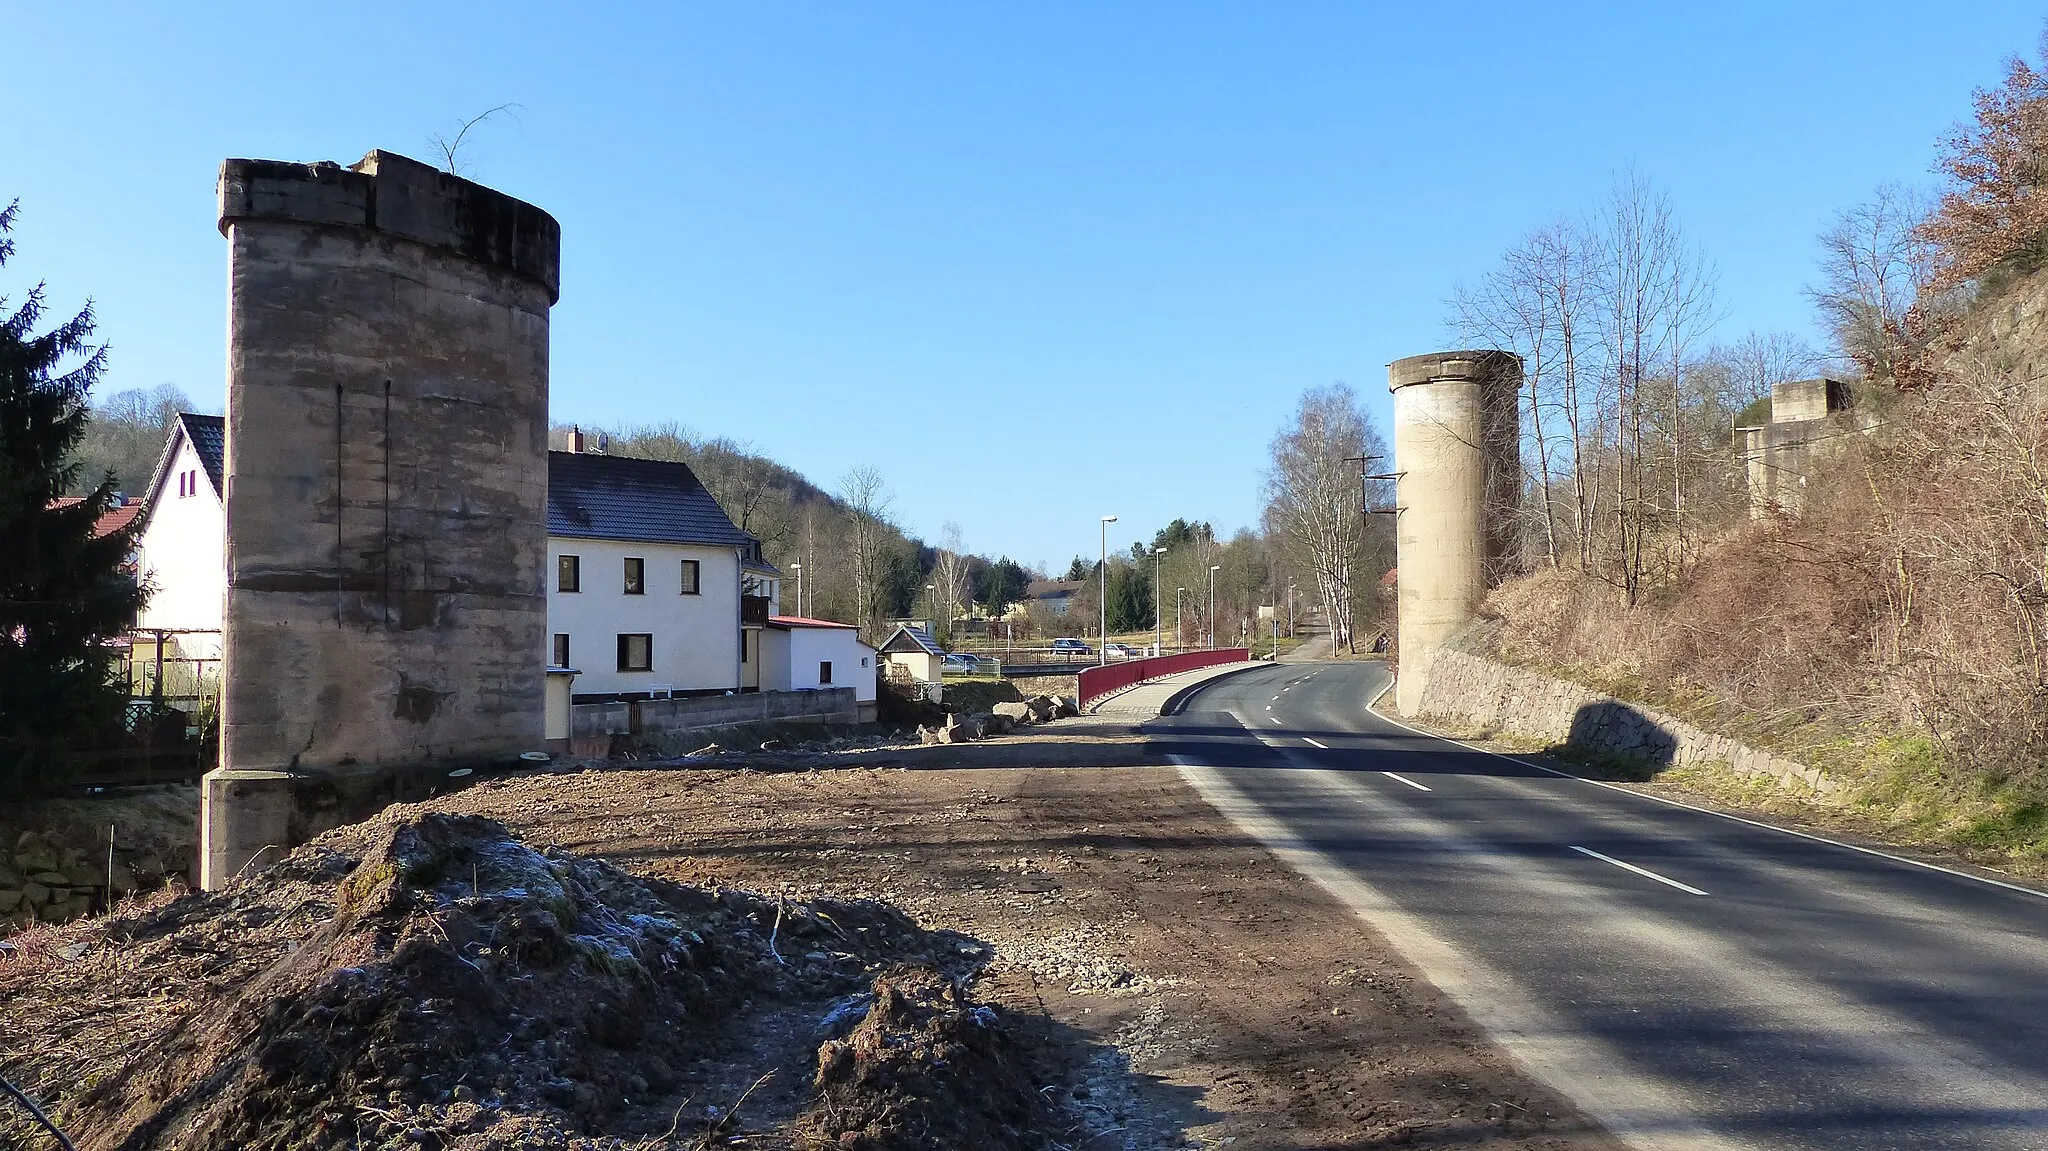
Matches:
[[941, 652, 982, 675], [1049, 637, 1094, 658], [1102, 642, 1136, 660]]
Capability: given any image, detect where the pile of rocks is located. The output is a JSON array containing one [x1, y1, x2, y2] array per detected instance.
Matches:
[[918, 695, 1079, 745], [0, 831, 186, 930]]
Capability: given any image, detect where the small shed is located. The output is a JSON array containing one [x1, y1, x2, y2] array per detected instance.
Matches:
[[877, 624, 947, 688]]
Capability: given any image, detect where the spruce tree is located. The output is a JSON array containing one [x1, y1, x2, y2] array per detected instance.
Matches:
[[0, 201, 147, 793]]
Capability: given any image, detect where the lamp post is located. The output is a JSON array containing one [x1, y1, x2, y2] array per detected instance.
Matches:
[[790, 562, 803, 618], [1176, 587, 1185, 651], [1152, 546, 1166, 656], [1287, 580, 1295, 638], [925, 583, 937, 636], [1098, 515, 1118, 665], [1207, 565, 1221, 650]]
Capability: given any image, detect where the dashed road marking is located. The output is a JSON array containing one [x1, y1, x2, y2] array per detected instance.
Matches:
[[1570, 845, 1708, 896], [1382, 772, 1432, 792]]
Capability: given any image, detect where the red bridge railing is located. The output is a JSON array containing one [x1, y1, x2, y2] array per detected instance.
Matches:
[[1078, 648, 1251, 710]]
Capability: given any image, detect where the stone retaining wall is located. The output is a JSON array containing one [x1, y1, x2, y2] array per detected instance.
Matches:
[[1413, 648, 1841, 797], [569, 688, 860, 756]]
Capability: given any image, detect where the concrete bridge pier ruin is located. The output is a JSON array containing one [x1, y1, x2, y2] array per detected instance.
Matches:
[[200, 151, 561, 889], [1386, 350, 1522, 716]]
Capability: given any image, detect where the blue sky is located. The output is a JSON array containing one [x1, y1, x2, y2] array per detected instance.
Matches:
[[3, 3, 2039, 571]]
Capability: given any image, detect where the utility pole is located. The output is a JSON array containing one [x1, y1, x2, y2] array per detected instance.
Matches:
[[1099, 514, 1118, 665], [790, 561, 803, 617], [1208, 565, 1221, 650], [1153, 546, 1166, 656], [1176, 587, 1185, 651]]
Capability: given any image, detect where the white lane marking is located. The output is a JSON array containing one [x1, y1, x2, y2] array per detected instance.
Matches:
[[1303, 737, 1327, 749], [1173, 758, 1750, 1151], [1362, 682, 2048, 904], [1382, 771, 1433, 792], [1570, 845, 1708, 896], [1268, 716, 1283, 725], [1273, 695, 1283, 701]]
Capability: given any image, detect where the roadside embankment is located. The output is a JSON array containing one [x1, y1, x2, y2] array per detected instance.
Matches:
[[1413, 647, 1840, 797]]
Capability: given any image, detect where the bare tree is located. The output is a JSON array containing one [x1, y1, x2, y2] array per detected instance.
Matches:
[[1261, 385, 1385, 652], [429, 104, 521, 176], [838, 466, 894, 636], [1593, 172, 1717, 601], [1811, 184, 1939, 381], [1451, 218, 1602, 571], [932, 522, 972, 637]]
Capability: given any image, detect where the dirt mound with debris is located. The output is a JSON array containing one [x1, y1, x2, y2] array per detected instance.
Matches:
[[2, 812, 1064, 1150], [799, 968, 1054, 1150]]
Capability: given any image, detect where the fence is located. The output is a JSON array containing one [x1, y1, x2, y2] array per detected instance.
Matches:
[[1077, 648, 1250, 710]]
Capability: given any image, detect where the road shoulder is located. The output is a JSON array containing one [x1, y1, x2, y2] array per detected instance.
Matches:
[[431, 763, 1626, 1151]]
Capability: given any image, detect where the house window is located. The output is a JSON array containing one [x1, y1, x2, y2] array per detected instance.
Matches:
[[552, 633, 569, 667], [558, 555, 580, 593], [820, 660, 833, 685], [624, 557, 645, 595], [618, 633, 652, 672], [679, 559, 700, 595]]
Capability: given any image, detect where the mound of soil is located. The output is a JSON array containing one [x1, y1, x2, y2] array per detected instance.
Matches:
[[3, 812, 1059, 1150], [799, 968, 1054, 1151]]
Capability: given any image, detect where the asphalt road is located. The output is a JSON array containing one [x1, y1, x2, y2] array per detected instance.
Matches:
[[1149, 660, 2048, 1151]]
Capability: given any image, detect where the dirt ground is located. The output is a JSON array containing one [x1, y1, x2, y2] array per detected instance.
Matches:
[[420, 761, 1622, 1150]]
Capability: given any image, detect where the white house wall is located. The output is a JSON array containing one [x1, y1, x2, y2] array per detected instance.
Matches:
[[779, 628, 877, 702], [134, 436, 225, 660], [546, 537, 741, 696]]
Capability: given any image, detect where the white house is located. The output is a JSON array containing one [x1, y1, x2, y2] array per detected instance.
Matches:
[[545, 449, 780, 702], [760, 615, 878, 721], [131, 414, 228, 681]]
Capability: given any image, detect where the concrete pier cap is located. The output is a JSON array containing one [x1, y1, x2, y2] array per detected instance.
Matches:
[[1387, 350, 1523, 716], [201, 150, 560, 890]]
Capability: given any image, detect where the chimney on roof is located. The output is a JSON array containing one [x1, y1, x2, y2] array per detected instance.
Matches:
[[569, 425, 584, 454]]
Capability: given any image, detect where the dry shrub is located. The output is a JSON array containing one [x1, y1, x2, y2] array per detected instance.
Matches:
[[1485, 356, 2048, 798]]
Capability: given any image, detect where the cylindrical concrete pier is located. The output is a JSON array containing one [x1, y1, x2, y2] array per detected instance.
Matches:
[[1388, 350, 1522, 715]]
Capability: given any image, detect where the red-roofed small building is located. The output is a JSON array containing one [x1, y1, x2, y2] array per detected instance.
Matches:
[[760, 615, 878, 721]]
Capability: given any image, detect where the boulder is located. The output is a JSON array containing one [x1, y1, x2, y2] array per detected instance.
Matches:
[[983, 713, 1014, 736], [1026, 696, 1059, 722], [1054, 695, 1081, 718], [0, 889, 21, 913], [993, 702, 1034, 726], [20, 881, 50, 909], [917, 725, 944, 746]]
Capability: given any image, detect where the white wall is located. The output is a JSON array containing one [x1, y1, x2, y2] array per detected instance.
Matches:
[[546, 537, 741, 696], [766, 627, 876, 702], [134, 435, 225, 660]]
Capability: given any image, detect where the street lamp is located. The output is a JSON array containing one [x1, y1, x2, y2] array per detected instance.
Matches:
[[790, 561, 803, 617], [1098, 515, 1118, 665], [1287, 580, 1295, 638], [1152, 546, 1166, 656], [1207, 564, 1221, 651], [1176, 587, 1185, 650], [925, 583, 937, 635]]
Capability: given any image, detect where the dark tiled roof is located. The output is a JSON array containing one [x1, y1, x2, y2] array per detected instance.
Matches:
[[547, 452, 756, 548], [144, 413, 225, 506], [182, 414, 225, 495], [878, 625, 945, 656]]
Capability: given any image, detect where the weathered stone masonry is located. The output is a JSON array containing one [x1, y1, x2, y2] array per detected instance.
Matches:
[[1415, 646, 1841, 798], [203, 151, 561, 887]]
